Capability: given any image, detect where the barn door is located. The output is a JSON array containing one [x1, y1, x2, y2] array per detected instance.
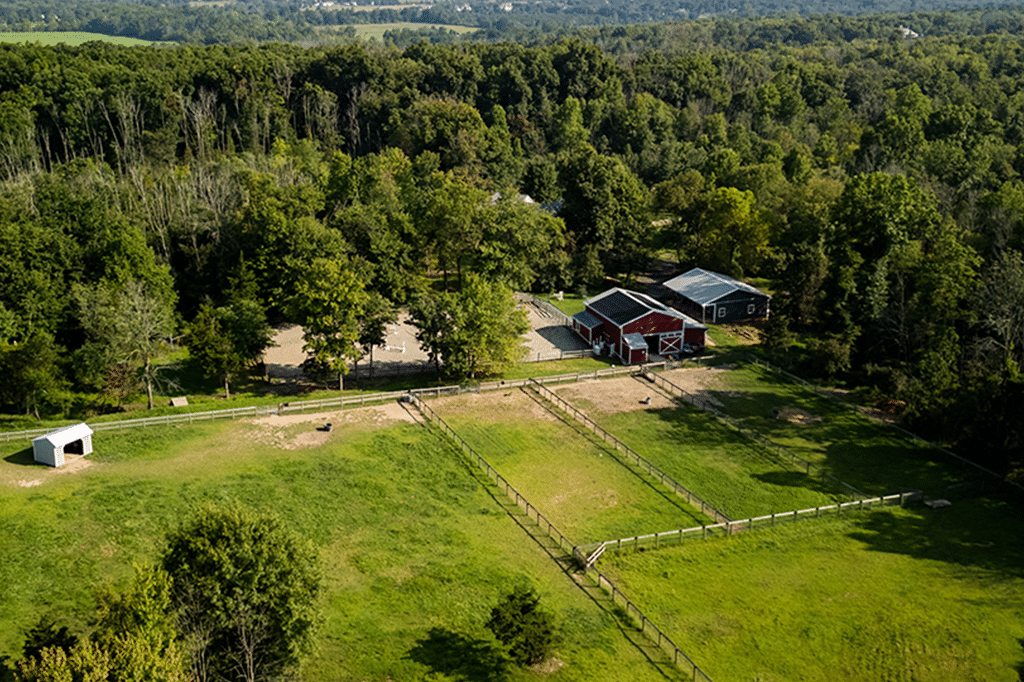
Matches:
[[659, 335, 681, 354]]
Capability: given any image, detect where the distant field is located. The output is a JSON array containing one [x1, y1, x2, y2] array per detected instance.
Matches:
[[0, 404, 689, 681], [347, 22, 478, 40], [0, 31, 169, 46]]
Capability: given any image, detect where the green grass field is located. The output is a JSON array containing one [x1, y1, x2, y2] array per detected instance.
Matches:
[[3, 364, 1021, 682], [601, 501, 1024, 681], [435, 391, 713, 543], [0, 31, 170, 46], [0, 412, 688, 681], [708, 363, 969, 496], [554, 383, 844, 520], [348, 22, 478, 40]]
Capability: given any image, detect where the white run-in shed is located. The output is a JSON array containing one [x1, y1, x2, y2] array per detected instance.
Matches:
[[32, 423, 93, 468]]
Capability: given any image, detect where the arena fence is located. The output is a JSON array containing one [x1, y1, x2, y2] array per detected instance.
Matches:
[[526, 378, 732, 524], [408, 392, 715, 682]]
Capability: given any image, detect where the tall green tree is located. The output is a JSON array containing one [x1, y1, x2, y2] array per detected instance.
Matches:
[[409, 275, 527, 379], [161, 504, 320, 682], [291, 258, 369, 390]]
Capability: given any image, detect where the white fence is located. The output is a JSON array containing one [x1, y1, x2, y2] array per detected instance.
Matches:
[[576, 492, 910, 559]]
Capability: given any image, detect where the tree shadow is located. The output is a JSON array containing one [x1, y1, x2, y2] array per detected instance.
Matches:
[[751, 470, 841, 497], [405, 628, 510, 682], [3, 447, 37, 466], [847, 498, 1024, 578]]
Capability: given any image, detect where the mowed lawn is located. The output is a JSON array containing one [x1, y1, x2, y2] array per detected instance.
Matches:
[[704, 363, 966, 496], [434, 391, 713, 544], [600, 499, 1024, 681], [554, 384, 843, 520], [0, 406, 690, 682]]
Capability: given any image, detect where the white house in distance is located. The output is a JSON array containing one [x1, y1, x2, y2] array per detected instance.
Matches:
[[32, 423, 93, 468]]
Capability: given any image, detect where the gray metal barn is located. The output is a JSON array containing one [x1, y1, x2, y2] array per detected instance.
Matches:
[[662, 268, 771, 324], [32, 423, 93, 468]]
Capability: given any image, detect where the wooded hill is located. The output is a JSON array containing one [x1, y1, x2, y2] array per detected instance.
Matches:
[[0, 19, 1020, 480]]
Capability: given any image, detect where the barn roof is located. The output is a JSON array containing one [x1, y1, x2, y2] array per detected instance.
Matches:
[[586, 288, 687, 328], [662, 268, 769, 305], [572, 310, 603, 329], [32, 423, 93, 448]]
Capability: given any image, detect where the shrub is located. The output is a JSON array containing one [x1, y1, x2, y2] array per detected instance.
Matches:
[[485, 586, 557, 666]]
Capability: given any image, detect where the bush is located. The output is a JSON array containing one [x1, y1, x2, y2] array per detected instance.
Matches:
[[485, 586, 557, 666]]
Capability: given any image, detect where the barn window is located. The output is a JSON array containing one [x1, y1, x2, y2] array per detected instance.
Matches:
[[747, 303, 755, 314]]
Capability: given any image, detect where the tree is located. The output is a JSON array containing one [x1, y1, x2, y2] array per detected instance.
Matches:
[[485, 586, 557, 667], [161, 504, 321, 682], [0, 330, 67, 420], [187, 304, 245, 401], [290, 258, 370, 390], [355, 293, 397, 379], [409, 276, 528, 380], [74, 280, 176, 410]]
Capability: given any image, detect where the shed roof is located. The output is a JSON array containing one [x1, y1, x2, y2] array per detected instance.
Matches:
[[32, 423, 93, 448], [572, 310, 603, 329], [662, 268, 769, 306], [586, 288, 687, 328], [622, 332, 648, 350]]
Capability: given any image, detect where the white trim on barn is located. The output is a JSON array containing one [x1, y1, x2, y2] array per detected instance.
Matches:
[[31, 423, 93, 468]]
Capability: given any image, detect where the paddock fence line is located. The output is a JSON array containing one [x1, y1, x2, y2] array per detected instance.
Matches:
[[578, 563, 714, 682], [1, 359, 695, 443], [578, 492, 910, 561], [516, 292, 574, 327], [408, 393, 714, 682], [526, 378, 732, 524], [746, 356, 1024, 499], [647, 371, 868, 500], [0, 386, 459, 442], [521, 348, 596, 363]]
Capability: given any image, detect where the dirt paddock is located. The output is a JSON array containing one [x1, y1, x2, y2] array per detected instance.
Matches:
[[554, 366, 735, 414]]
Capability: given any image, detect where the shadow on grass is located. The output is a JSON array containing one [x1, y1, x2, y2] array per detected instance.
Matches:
[[3, 447, 36, 466], [847, 497, 1024, 577], [751, 469, 843, 497], [406, 628, 510, 682]]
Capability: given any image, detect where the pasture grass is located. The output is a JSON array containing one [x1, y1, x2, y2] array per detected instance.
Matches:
[[0, 413, 688, 681], [557, 390, 844, 519], [600, 499, 1024, 682], [436, 392, 713, 543], [709, 363, 967, 496]]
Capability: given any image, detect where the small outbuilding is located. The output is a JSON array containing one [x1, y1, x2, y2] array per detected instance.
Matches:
[[572, 288, 707, 364], [662, 268, 770, 324], [32, 423, 93, 468]]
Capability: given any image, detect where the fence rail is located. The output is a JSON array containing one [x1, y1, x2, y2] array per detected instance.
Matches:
[[518, 293, 573, 326], [648, 371, 867, 500], [527, 378, 732, 524], [578, 492, 909, 558], [409, 392, 713, 682]]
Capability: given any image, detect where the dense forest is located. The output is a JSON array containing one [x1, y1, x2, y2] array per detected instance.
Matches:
[[0, 13, 1022, 481]]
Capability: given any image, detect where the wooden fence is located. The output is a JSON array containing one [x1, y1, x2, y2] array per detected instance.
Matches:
[[408, 392, 715, 682], [526, 378, 732, 524], [0, 386, 459, 442], [518, 293, 573, 326], [577, 492, 910, 559], [646, 371, 867, 499]]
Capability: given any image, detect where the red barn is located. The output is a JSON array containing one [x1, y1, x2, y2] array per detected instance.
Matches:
[[571, 288, 707, 364]]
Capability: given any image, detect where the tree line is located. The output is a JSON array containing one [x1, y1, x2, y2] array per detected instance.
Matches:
[[0, 22, 1020, 478]]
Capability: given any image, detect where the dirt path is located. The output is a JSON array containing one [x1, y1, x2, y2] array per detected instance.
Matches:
[[553, 366, 734, 414]]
